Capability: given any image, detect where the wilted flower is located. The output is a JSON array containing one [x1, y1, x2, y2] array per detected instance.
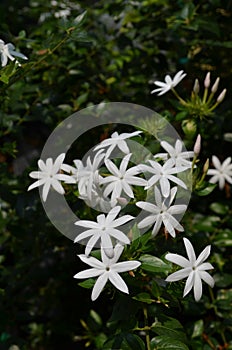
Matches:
[[0, 39, 28, 67], [74, 243, 141, 301], [165, 238, 214, 301]]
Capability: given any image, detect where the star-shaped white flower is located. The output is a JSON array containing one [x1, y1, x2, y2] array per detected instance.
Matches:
[[74, 206, 134, 257], [155, 139, 194, 168], [136, 187, 187, 237], [207, 156, 232, 190], [165, 238, 214, 302], [151, 70, 186, 96], [94, 131, 142, 158], [141, 158, 188, 197], [0, 39, 28, 67], [101, 153, 147, 206], [28, 153, 76, 201], [74, 243, 141, 301]]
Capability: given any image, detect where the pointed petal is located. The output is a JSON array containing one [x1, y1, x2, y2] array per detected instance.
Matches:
[[112, 214, 134, 227], [92, 273, 109, 301], [166, 267, 192, 282], [193, 272, 202, 301], [183, 238, 196, 265], [74, 268, 103, 279], [105, 159, 121, 177], [212, 155, 221, 169], [113, 261, 141, 273], [195, 245, 211, 266], [199, 271, 215, 288], [183, 270, 194, 297], [42, 181, 51, 201], [74, 220, 99, 228], [27, 179, 46, 191], [74, 230, 98, 243], [165, 253, 190, 268], [105, 206, 121, 225], [108, 271, 129, 294], [160, 177, 170, 197], [85, 234, 100, 256], [108, 229, 130, 245], [78, 254, 104, 269], [51, 179, 65, 195]]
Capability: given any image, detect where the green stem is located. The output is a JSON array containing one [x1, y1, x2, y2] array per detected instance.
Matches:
[[171, 88, 187, 105], [143, 305, 151, 350], [202, 87, 208, 104], [0, 27, 75, 93]]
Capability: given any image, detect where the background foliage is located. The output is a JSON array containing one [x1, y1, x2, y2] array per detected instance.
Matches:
[[0, 0, 232, 349]]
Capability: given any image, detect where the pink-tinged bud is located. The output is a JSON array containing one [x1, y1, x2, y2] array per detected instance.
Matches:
[[211, 77, 220, 93], [193, 134, 201, 155], [217, 88, 227, 103], [193, 79, 200, 94], [204, 72, 211, 89], [203, 158, 209, 174], [117, 197, 128, 206]]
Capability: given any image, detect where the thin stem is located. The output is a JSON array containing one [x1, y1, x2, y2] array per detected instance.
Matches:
[[202, 87, 208, 104], [171, 88, 187, 105], [143, 305, 151, 350]]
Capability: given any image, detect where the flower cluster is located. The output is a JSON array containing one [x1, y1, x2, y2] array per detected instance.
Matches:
[[151, 70, 227, 120], [28, 130, 215, 301]]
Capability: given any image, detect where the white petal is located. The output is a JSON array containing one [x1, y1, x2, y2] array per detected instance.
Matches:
[[199, 271, 215, 288], [138, 215, 157, 229], [74, 268, 103, 279], [108, 271, 129, 294], [198, 262, 214, 271], [160, 177, 170, 197], [51, 179, 65, 195], [42, 181, 51, 201], [183, 238, 196, 265], [27, 179, 46, 191], [113, 261, 141, 273], [183, 270, 194, 297], [212, 155, 221, 169], [166, 267, 191, 282], [193, 272, 202, 301], [195, 245, 211, 266], [75, 220, 99, 229], [92, 273, 109, 301], [78, 254, 104, 269], [112, 214, 134, 227], [105, 206, 121, 225], [85, 234, 100, 256], [165, 253, 190, 268], [108, 228, 130, 244]]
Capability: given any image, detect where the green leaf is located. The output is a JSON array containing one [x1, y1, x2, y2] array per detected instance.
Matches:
[[210, 202, 229, 215], [151, 318, 187, 343], [78, 278, 95, 289], [125, 333, 145, 350], [133, 292, 154, 304], [191, 319, 204, 338], [214, 229, 232, 247], [150, 335, 190, 350], [90, 309, 102, 326], [195, 182, 217, 196], [140, 254, 170, 273]]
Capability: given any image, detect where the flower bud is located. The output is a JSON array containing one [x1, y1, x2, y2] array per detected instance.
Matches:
[[217, 88, 227, 103], [181, 119, 197, 139], [211, 77, 220, 94], [204, 72, 211, 89], [117, 197, 128, 206], [203, 158, 209, 174], [193, 134, 201, 155], [193, 79, 200, 94]]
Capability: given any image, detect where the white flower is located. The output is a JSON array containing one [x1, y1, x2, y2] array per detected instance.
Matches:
[[141, 158, 188, 197], [94, 131, 142, 158], [155, 139, 194, 168], [207, 156, 232, 190], [74, 206, 134, 257], [151, 70, 186, 96], [165, 238, 214, 302], [28, 153, 75, 201], [136, 187, 187, 237], [101, 153, 147, 206], [74, 243, 141, 301], [0, 39, 28, 67]]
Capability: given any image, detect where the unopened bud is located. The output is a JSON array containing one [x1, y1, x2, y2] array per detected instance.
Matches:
[[193, 79, 200, 94], [211, 77, 220, 93], [193, 134, 201, 155], [203, 158, 209, 174], [217, 88, 227, 103], [117, 197, 128, 206], [182, 119, 197, 138], [204, 72, 211, 89]]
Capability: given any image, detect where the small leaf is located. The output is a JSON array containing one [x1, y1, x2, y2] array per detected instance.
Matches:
[[133, 292, 154, 304], [140, 254, 170, 273], [78, 278, 95, 289], [150, 335, 190, 350], [125, 333, 145, 350], [191, 319, 204, 338], [210, 202, 229, 215], [195, 182, 217, 196]]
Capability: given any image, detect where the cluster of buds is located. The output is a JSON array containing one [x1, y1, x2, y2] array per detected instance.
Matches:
[[188, 71, 227, 119]]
